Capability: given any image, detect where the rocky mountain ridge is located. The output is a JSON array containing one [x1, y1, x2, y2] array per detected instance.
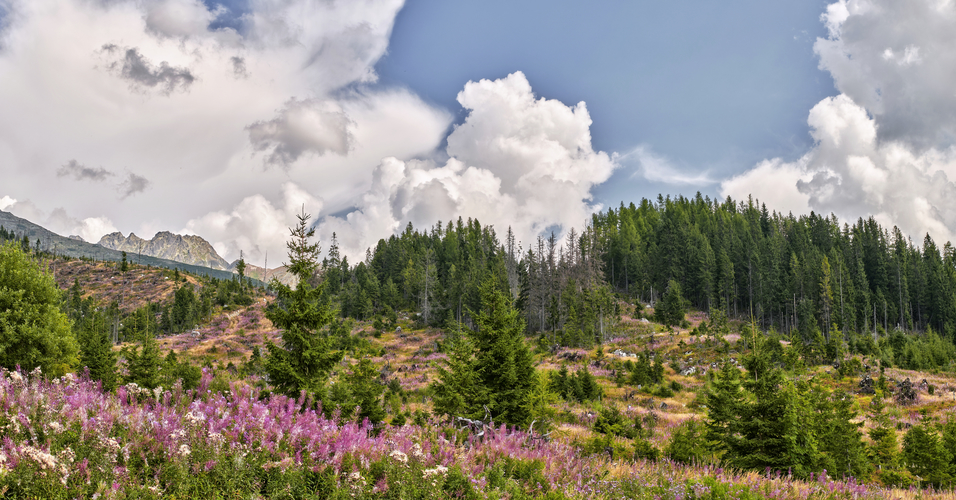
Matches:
[[0, 209, 240, 282], [98, 231, 230, 271]]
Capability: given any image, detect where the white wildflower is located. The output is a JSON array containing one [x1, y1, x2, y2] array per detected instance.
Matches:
[[411, 442, 424, 459], [21, 446, 57, 470], [184, 411, 206, 427], [208, 432, 225, 448], [423, 464, 448, 485], [58, 447, 75, 465], [9, 372, 22, 384], [388, 449, 408, 464], [422, 465, 448, 478], [101, 437, 121, 455], [47, 421, 65, 434], [178, 444, 191, 457]]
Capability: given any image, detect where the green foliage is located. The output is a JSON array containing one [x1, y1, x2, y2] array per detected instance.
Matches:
[[336, 357, 387, 425], [625, 352, 664, 387], [593, 405, 642, 439], [432, 333, 486, 420], [265, 210, 343, 398], [122, 330, 162, 389], [77, 315, 118, 391], [0, 242, 78, 376], [902, 422, 952, 487], [548, 365, 603, 402], [432, 279, 542, 427], [654, 279, 686, 327], [704, 335, 870, 479], [666, 419, 711, 465], [469, 278, 539, 426], [162, 350, 201, 390]]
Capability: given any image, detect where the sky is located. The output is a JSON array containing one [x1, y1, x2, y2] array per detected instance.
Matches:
[[2, 0, 956, 265]]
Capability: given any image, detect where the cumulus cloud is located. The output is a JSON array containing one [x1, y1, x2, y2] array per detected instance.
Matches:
[[1, 0, 618, 265], [0, 197, 118, 242], [724, 0, 956, 246], [316, 72, 618, 259], [247, 99, 353, 167], [143, 0, 217, 39], [0, 0, 448, 262], [56, 160, 151, 199], [230, 56, 247, 78], [814, 0, 956, 149], [57, 160, 114, 182], [184, 182, 322, 264]]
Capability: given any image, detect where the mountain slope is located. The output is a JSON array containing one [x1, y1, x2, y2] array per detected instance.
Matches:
[[98, 231, 230, 270], [0, 210, 246, 282]]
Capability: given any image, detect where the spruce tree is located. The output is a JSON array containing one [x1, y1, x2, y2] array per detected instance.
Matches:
[[123, 330, 162, 389], [655, 279, 686, 327], [705, 362, 744, 458], [265, 209, 342, 398], [432, 333, 486, 419], [823, 390, 871, 478], [342, 357, 387, 425], [820, 389, 871, 479], [78, 311, 118, 391], [739, 345, 790, 472], [902, 423, 952, 486], [432, 279, 539, 426], [867, 390, 901, 473], [471, 278, 537, 426]]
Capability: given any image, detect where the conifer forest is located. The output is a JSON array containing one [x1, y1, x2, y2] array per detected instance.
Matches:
[[5, 195, 956, 498]]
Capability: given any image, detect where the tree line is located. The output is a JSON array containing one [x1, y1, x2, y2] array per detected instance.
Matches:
[[594, 194, 956, 341], [321, 219, 615, 349]]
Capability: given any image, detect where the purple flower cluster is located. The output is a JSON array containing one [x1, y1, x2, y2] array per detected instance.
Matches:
[[0, 368, 924, 499]]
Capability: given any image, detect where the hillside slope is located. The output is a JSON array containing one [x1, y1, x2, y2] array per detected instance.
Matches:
[[98, 231, 230, 270], [0, 210, 245, 282]]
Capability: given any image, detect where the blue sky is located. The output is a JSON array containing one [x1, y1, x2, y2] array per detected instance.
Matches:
[[206, 0, 838, 204], [2, 0, 955, 261], [375, 0, 835, 181]]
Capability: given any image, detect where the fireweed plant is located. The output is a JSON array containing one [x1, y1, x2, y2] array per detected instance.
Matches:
[[0, 368, 906, 499]]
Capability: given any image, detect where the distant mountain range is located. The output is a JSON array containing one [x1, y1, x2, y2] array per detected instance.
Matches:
[[0, 209, 275, 284]]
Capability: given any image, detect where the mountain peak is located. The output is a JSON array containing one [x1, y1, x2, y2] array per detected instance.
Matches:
[[97, 231, 230, 270]]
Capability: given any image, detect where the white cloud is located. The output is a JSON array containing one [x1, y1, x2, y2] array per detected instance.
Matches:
[[721, 158, 811, 216], [0, 196, 17, 211], [725, 0, 956, 246], [723, 94, 956, 244], [144, 0, 217, 39], [0, 197, 118, 241], [183, 182, 323, 265], [0, 0, 451, 262], [317, 72, 618, 259], [814, 0, 956, 149], [247, 99, 353, 167], [0, 1, 614, 265]]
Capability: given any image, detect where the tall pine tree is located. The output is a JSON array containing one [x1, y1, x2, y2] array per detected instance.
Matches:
[[265, 209, 343, 398]]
